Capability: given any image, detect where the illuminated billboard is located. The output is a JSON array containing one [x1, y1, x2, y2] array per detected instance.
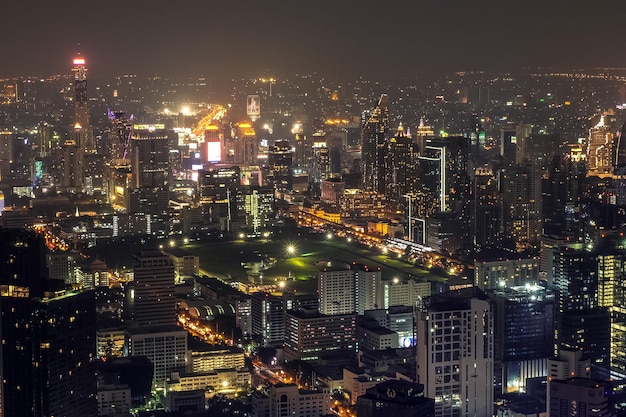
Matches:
[[246, 95, 260, 120], [207, 141, 221, 163]]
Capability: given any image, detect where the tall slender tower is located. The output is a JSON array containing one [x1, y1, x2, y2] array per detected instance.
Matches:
[[72, 55, 94, 151], [361, 94, 389, 193]]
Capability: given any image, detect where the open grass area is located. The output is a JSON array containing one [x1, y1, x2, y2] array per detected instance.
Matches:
[[184, 235, 449, 295], [85, 233, 453, 295]]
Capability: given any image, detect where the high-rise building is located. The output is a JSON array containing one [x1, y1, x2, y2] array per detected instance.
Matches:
[[552, 249, 610, 375], [131, 249, 176, 327], [72, 56, 94, 151], [61, 124, 85, 192], [37, 290, 98, 417], [385, 124, 417, 211], [0, 229, 97, 417], [130, 124, 171, 189], [488, 286, 554, 395], [232, 123, 258, 166], [416, 287, 493, 417], [284, 308, 356, 361], [587, 115, 613, 176], [318, 262, 383, 315], [361, 94, 389, 193], [267, 139, 292, 188], [500, 161, 542, 251], [473, 167, 500, 250], [0, 130, 13, 181], [251, 292, 285, 347], [126, 326, 187, 389]]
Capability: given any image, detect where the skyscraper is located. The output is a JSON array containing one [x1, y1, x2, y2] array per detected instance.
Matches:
[[416, 287, 493, 417], [361, 94, 389, 193], [71, 56, 94, 151], [130, 124, 171, 189], [131, 249, 176, 327], [587, 115, 613, 176]]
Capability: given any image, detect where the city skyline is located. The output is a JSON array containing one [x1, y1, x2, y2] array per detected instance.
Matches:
[[3, 1, 626, 78]]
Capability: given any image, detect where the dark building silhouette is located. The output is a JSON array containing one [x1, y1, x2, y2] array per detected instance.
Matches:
[[0, 228, 97, 417], [356, 377, 435, 417], [361, 94, 389, 193]]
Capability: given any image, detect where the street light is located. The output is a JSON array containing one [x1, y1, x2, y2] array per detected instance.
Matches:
[[286, 244, 296, 255]]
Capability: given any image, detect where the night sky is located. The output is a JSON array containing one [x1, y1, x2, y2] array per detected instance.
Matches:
[[2, 0, 626, 78]]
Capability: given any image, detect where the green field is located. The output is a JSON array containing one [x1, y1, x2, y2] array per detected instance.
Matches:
[[183, 236, 448, 295], [85, 234, 453, 295]]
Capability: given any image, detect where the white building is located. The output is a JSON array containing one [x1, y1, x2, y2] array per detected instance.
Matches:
[[166, 368, 251, 397], [318, 262, 382, 315], [126, 326, 188, 388], [383, 277, 431, 308], [417, 288, 493, 417]]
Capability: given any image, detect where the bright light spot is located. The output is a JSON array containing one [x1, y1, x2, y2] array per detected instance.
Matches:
[[222, 380, 229, 388], [286, 244, 296, 255], [239, 233, 245, 239], [326, 233, 333, 240], [393, 277, 399, 284], [159, 244, 163, 249], [169, 240, 175, 247], [347, 237, 352, 243], [183, 238, 189, 245], [278, 281, 286, 289], [382, 247, 388, 254], [181, 106, 191, 115]]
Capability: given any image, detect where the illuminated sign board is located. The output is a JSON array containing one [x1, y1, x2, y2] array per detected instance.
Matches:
[[207, 141, 221, 163], [246, 95, 260, 119]]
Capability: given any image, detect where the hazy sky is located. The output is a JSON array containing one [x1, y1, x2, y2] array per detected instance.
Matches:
[[2, 0, 625, 78]]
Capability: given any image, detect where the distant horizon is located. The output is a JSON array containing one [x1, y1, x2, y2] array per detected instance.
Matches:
[[3, 0, 626, 80]]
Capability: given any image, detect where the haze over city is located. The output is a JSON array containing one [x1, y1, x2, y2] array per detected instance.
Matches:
[[3, 0, 626, 78]]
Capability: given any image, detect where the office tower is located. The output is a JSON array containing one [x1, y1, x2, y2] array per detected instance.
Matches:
[[284, 308, 356, 361], [202, 124, 223, 163], [613, 123, 626, 205], [515, 123, 532, 164], [37, 290, 97, 417], [553, 249, 610, 374], [0, 130, 12, 180], [311, 141, 331, 184], [126, 326, 187, 389], [489, 286, 554, 395], [500, 129, 517, 163], [363, 306, 417, 348], [108, 110, 133, 162], [130, 124, 171, 189], [587, 115, 613, 175], [72, 56, 94, 151], [0, 229, 47, 417], [232, 122, 258, 165], [356, 380, 435, 417], [385, 124, 418, 211], [500, 161, 542, 251], [426, 211, 466, 256], [416, 287, 493, 417], [382, 277, 431, 309], [267, 139, 292, 188], [131, 249, 176, 327], [474, 255, 540, 290], [61, 124, 85, 191], [473, 167, 500, 250], [318, 262, 382, 315], [233, 186, 275, 234], [548, 378, 613, 417], [251, 292, 285, 347], [294, 132, 311, 167], [0, 229, 97, 417], [361, 94, 389, 193]]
